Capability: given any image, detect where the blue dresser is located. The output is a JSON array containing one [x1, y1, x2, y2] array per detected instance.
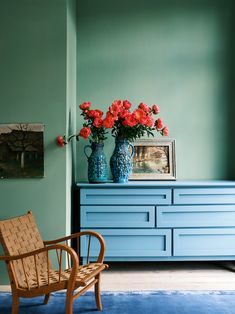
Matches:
[[77, 181, 235, 262]]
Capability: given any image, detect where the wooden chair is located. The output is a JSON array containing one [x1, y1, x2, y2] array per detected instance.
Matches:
[[0, 211, 108, 314]]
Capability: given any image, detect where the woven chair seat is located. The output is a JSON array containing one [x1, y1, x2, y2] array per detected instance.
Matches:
[[18, 262, 106, 290]]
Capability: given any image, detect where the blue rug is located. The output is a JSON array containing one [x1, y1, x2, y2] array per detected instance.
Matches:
[[1, 291, 235, 314]]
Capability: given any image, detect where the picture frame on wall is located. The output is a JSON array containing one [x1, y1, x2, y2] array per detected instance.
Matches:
[[0, 123, 44, 178], [129, 138, 176, 180]]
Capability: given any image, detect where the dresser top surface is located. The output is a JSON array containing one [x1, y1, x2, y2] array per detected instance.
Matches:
[[76, 180, 235, 188]]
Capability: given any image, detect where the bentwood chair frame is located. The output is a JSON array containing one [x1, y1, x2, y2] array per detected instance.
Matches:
[[0, 211, 108, 314]]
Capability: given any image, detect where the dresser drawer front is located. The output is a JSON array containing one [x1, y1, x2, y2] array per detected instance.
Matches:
[[157, 205, 235, 228], [173, 188, 235, 205], [81, 206, 155, 228], [174, 228, 235, 256], [81, 229, 172, 257], [80, 188, 172, 205]]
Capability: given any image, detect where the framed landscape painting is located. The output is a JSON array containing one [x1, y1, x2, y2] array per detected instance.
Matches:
[[130, 138, 176, 180], [0, 123, 44, 178]]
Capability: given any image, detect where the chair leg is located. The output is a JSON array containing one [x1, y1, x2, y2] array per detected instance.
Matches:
[[65, 291, 74, 314], [12, 293, 19, 314], [95, 274, 102, 311], [44, 293, 50, 304]]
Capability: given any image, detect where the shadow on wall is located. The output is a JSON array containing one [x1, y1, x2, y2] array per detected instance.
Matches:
[[225, 1, 235, 179]]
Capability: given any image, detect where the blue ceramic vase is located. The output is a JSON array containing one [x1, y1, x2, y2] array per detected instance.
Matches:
[[84, 142, 108, 183], [110, 138, 135, 183]]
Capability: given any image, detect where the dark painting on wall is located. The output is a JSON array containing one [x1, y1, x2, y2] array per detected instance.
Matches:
[[0, 123, 44, 178]]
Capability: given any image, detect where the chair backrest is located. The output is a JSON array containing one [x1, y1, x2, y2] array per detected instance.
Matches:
[[0, 211, 47, 288]]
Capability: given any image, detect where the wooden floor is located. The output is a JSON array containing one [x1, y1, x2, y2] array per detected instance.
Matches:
[[1, 261, 235, 292], [101, 261, 235, 291]]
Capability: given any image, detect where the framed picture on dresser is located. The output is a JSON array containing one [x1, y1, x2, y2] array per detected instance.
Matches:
[[129, 138, 176, 180]]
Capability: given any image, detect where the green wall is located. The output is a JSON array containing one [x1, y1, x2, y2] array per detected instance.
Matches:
[[76, 0, 235, 181], [0, 0, 76, 283]]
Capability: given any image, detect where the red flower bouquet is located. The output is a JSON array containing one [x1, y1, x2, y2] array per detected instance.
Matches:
[[56, 100, 168, 147], [56, 102, 108, 146], [103, 100, 168, 141]]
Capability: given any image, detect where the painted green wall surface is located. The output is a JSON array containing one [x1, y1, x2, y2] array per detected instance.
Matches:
[[0, 0, 76, 283], [76, 0, 235, 181]]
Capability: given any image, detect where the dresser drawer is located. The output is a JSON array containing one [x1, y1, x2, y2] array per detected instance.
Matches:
[[157, 205, 235, 228], [173, 188, 235, 205], [81, 229, 172, 257], [80, 188, 172, 205], [174, 228, 235, 256], [81, 205, 155, 228]]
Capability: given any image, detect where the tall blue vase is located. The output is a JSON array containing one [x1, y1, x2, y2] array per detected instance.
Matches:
[[84, 142, 108, 183], [110, 138, 135, 183]]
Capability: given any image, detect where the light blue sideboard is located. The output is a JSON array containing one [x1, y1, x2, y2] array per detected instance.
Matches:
[[77, 181, 235, 263]]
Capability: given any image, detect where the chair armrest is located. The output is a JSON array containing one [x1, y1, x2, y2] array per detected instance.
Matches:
[[43, 230, 106, 263], [0, 244, 79, 291], [0, 243, 78, 263]]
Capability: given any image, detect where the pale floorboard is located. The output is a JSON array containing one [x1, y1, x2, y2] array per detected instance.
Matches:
[[1, 261, 235, 292], [101, 261, 235, 291]]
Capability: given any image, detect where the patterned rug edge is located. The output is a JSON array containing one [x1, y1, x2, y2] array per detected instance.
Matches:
[[1, 290, 235, 296]]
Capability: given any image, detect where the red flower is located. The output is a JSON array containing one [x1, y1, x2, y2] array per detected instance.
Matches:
[[133, 108, 146, 123], [119, 109, 129, 119], [152, 105, 160, 114], [122, 113, 138, 127], [79, 127, 91, 139], [143, 115, 154, 127], [155, 118, 164, 130], [123, 100, 132, 110], [109, 100, 123, 117], [103, 112, 115, 128], [79, 102, 91, 110], [56, 135, 66, 147], [93, 117, 103, 128], [139, 102, 151, 113], [162, 126, 169, 136], [112, 100, 123, 108], [87, 109, 103, 119], [95, 109, 103, 117]]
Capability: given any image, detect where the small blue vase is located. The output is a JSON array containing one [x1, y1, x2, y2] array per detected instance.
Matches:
[[110, 138, 135, 183], [84, 142, 108, 183]]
